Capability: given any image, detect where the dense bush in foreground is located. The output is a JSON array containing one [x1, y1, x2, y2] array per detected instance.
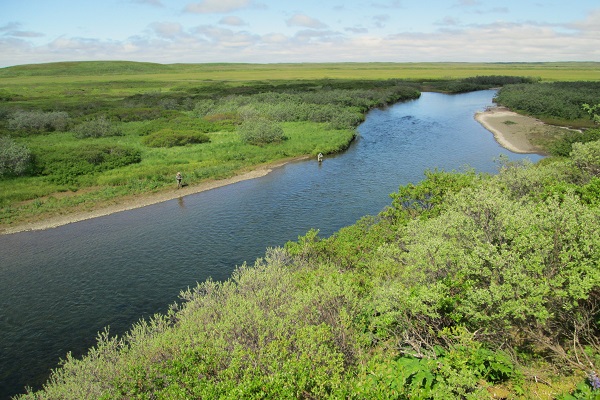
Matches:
[[17, 140, 600, 399]]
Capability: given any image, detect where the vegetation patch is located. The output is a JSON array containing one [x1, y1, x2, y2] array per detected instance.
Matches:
[[8, 110, 70, 135], [33, 144, 141, 184], [238, 118, 285, 146], [0, 136, 32, 177], [495, 81, 600, 127], [72, 116, 123, 138], [141, 129, 210, 148]]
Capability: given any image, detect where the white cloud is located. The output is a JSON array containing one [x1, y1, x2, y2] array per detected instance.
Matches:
[[1, 5, 600, 67], [435, 16, 461, 27], [261, 33, 287, 44], [0, 22, 44, 38], [130, 0, 164, 7], [193, 25, 259, 47], [149, 22, 185, 39], [286, 14, 328, 29], [372, 15, 389, 28], [567, 8, 600, 33], [219, 16, 246, 26], [345, 26, 368, 34], [0, 22, 20, 32], [184, 0, 253, 14]]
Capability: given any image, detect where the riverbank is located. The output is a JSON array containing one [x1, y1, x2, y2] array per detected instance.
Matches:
[[0, 156, 308, 235], [3, 106, 545, 235], [475, 106, 547, 154]]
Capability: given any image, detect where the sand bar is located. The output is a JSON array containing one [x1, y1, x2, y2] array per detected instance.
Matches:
[[475, 106, 546, 154]]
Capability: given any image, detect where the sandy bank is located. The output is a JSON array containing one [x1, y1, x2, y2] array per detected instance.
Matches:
[[1, 156, 308, 235], [475, 106, 546, 154]]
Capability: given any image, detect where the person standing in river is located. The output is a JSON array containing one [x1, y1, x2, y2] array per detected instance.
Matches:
[[176, 172, 182, 189]]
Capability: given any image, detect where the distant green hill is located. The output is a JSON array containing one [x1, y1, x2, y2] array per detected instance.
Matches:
[[0, 61, 180, 77], [2, 60, 600, 81]]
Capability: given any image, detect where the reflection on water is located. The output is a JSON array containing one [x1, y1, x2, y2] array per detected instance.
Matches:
[[0, 90, 541, 399]]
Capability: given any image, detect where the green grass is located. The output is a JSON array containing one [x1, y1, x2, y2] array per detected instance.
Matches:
[[3, 61, 600, 82], [0, 121, 355, 226]]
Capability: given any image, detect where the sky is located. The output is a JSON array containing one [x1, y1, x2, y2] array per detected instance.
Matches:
[[1, 0, 599, 67]]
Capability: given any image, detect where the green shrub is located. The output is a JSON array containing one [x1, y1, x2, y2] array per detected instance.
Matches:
[[73, 116, 122, 138], [141, 129, 210, 147], [356, 331, 517, 399], [239, 118, 285, 146], [8, 110, 70, 134], [571, 139, 600, 176], [192, 99, 216, 116], [107, 107, 178, 122], [33, 144, 141, 184], [547, 129, 600, 157], [583, 103, 600, 124], [0, 136, 32, 177]]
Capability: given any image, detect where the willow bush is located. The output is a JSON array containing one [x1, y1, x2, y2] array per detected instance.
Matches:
[[72, 116, 122, 138], [238, 118, 285, 146], [8, 110, 70, 134], [0, 136, 32, 177], [141, 129, 210, 148]]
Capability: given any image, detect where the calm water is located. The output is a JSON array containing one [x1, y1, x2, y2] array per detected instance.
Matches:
[[0, 90, 541, 398]]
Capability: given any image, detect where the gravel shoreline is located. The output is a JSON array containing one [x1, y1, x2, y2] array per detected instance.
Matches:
[[1, 157, 307, 235]]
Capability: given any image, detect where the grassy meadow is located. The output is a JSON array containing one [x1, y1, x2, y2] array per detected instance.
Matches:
[[1, 61, 599, 228]]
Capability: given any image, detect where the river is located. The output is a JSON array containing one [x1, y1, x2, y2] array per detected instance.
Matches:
[[0, 90, 542, 398]]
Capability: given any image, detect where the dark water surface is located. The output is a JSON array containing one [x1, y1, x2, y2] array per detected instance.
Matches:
[[0, 90, 541, 398]]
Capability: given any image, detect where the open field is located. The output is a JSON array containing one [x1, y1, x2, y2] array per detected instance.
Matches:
[[2, 61, 600, 88]]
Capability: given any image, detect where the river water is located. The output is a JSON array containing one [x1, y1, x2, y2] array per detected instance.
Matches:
[[0, 90, 541, 398]]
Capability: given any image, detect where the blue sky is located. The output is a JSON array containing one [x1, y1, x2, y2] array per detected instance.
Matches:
[[1, 0, 599, 67]]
